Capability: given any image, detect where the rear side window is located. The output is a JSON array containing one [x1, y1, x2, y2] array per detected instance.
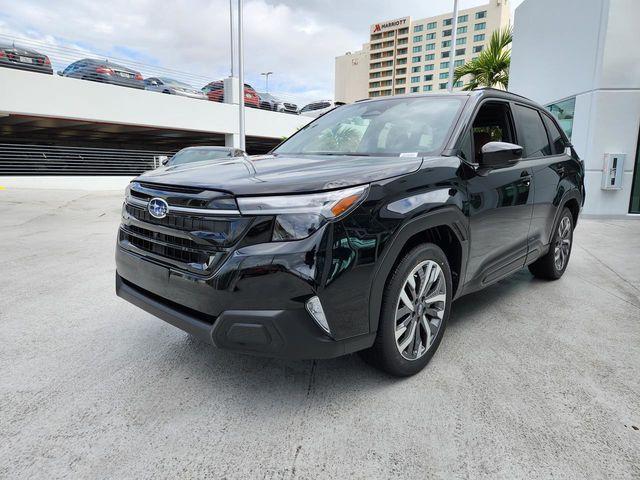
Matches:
[[513, 104, 551, 158], [541, 114, 566, 155]]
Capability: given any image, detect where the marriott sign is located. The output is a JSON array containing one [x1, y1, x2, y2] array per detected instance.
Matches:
[[370, 17, 410, 34]]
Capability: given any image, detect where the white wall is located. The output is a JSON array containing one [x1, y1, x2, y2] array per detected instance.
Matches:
[[510, 0, 640, 215], [335, 46, 369, 104], [0, 68, 310, 140], [510, 0, 607, 104]]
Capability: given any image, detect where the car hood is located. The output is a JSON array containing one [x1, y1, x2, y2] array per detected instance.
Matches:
[[135, 154, 423, 196]]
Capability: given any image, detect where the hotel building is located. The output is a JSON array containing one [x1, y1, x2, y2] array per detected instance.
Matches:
[[335, 0, 510, 102]]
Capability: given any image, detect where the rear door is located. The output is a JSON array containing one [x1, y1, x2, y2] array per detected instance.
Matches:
[[511, 103, 574, 261]]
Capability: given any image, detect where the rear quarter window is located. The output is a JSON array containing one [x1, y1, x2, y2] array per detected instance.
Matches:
[[541, 114, 566, 155]]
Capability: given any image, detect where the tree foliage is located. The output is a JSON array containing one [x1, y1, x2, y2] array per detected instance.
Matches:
[[453, 27, 512, 91]]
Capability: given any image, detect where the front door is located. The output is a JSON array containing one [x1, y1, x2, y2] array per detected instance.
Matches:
[[463, 101, 534, 287]]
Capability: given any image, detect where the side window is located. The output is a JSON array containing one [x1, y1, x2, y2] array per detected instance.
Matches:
[[470, 101, 515, 163], [541, 114, 566, 155], [513, 104, 551, 158]]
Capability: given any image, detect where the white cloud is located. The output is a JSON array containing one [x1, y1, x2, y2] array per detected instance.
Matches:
[[0, 0, 524, 105]]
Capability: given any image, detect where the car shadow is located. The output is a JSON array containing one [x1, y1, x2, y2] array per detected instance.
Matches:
[[449, 269, 541, 326], [137, 268, 543, 410]]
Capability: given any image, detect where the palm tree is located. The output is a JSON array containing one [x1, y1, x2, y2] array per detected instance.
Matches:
[[453, 27, 512, 91]]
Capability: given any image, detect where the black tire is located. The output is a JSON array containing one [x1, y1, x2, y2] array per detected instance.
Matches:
[[528, 207, 574, 280], [361, 243, 452, 377]]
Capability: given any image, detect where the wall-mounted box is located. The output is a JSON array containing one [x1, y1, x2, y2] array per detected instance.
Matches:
[[601, 153, 625, 190]]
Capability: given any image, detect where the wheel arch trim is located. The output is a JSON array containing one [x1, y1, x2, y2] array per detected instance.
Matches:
[[367, 206, 469, 334], [550, 189, 582, 243]]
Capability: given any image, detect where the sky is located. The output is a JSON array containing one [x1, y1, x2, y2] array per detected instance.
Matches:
[[0, 0, 524, 105]]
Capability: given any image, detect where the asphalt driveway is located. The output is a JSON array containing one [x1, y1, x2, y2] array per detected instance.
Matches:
[[1, 188, 639, 479]]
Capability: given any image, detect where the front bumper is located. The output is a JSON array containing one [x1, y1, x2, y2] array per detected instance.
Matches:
[[115, 212, 376, 359], [116, 272, 374, 359]]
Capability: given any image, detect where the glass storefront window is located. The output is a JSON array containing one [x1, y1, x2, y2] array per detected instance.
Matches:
[[546, 97, 576, 140], [629, 127, 640, 213]]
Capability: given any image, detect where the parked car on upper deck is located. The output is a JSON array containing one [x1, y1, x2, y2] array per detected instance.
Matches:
[[201, 80, 260, 107], [59, 58, 144, 89], [144, 77, 206, 100], [257, 92, 298, 114], [0, 41, 52, 75], [299, 100, 346, 118]]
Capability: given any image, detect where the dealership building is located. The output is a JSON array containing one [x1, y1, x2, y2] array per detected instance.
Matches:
[[335, 0, 510, 103], [510, 0, 640, 215]]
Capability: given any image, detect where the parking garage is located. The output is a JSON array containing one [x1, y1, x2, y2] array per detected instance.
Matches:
[[0, 68, 309, 175]]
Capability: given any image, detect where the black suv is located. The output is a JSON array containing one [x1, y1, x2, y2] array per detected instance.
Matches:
[[116, 89, 584, 376]]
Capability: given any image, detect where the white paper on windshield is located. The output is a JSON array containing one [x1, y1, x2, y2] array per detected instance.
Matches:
[[399, 152, 418, 157]]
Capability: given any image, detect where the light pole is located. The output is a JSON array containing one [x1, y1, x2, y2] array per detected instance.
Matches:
[[261, 71, 273, 93], [237, 0, 245, 151], [229, 0, 234, 77], [447, 0, 459, 92]]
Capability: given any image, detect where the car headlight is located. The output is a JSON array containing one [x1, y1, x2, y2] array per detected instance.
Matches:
[[237, 185, 368, 241]]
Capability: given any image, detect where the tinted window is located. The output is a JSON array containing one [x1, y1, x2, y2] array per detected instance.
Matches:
[[541, 114, 566, 155], [471, 102, 515, 163], [513, 104, 551, 158]]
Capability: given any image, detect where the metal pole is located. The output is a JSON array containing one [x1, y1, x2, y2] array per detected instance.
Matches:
[[261, 72, 273, 92], [237, 0, 245, 151], [229, 0, 234, 77], [447, 0, 459, 92]]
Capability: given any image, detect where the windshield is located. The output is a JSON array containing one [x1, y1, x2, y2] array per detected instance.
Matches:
[[276, 96, 464, 156], [168, 148, 232, 166]]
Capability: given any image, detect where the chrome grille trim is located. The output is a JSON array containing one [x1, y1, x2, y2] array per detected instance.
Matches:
[[126, 197, 241, 216]]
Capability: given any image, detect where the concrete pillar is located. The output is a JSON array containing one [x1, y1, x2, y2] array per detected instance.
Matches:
[[223, 77, 241, 148], [223, 77, 240, 105], [225, 133, 240, 148]]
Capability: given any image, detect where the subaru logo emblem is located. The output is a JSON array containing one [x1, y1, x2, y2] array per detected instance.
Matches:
[[148, 197, 169, 219]]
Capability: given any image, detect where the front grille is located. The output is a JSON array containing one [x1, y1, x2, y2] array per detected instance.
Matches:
[[119, 226, 223, 269], [120, 199, 253, 274], [125, 203, 243, 241]]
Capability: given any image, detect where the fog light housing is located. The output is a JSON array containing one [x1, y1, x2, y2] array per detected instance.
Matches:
[[306, 296, 330, 335]]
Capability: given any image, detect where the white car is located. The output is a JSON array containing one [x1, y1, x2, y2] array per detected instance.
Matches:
[[299, 100, 346, 118]]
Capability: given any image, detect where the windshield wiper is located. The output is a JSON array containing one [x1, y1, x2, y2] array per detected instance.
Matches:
[[303, 152, 372, 156]]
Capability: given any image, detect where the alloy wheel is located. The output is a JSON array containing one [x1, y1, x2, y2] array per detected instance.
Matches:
[[394, 260, 446, 361], [554, 216, 572, 271]]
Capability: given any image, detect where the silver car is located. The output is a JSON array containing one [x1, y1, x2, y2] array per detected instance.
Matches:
[[299, 100, 346, 118], [160, 146, 246, 168], [144, 77, 207, 100]]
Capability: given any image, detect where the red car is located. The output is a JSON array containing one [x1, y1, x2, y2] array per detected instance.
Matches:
[[202, 81, 259, 107]]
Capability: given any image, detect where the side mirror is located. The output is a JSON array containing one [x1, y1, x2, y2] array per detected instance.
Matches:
[[156, 155, 169, 166], [480, 141, 523, 168], [57, 70, 63, 76]]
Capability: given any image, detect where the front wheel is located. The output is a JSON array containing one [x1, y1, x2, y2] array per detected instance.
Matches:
[[361, 243, 452, 377], [529, 207, 574, 280]]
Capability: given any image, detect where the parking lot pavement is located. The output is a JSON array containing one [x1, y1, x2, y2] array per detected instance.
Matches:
[[1, 187, 639, 480]]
